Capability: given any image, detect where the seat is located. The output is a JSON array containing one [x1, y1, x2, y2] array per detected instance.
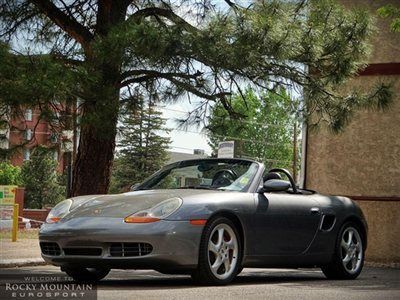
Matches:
[[263, 172, 282, 182]]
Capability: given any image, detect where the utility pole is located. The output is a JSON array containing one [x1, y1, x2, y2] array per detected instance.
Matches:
[[292, 121, 298, 182]]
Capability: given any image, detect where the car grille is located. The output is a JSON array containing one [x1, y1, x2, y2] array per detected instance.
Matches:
[[109, 243, 153, 257], [63, 248, 102, 256], [40, 242, 61, 256]]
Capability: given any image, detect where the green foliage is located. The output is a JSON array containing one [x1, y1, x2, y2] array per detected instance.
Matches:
[[377, 4, 400, 32], [109, 93, 170, 193], [0, 0, 393, 133], [0, 161, 21, 185], [207, 88, 299, 170], [0, 0, 395, 193], [21, 146, 65, 208]]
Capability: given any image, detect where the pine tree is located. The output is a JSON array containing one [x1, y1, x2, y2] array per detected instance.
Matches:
[[110, 91, 170, 193], [0, 1, 393, 195], [20, 146, 66, 208]]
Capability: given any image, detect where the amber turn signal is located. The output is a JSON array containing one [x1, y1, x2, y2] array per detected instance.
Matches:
[[47, 217, 61, 224], [124, 216, 160, 223], [189, 219, 207, 226]]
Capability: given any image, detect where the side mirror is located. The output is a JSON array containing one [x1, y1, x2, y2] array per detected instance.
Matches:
[[258, 179, 290, 193], [130, 183, 140, 191]]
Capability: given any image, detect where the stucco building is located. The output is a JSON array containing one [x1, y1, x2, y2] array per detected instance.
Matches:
[[304, 0, 400, 263]]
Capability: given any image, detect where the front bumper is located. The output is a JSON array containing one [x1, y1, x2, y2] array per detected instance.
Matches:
[[39, 217, 203, 270]]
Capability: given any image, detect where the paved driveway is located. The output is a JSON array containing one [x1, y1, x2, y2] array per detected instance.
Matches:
[[1, 266, 399, 299]]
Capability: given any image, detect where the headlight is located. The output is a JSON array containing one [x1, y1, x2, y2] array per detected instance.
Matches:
[[46, 199, 73, 223], [124, 197, 182, 223]]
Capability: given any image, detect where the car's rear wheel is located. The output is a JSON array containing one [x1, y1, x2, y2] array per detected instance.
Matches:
[[321, 222, 364, 279], [191, 217, 242, 285], [62, 266, 110, 282]]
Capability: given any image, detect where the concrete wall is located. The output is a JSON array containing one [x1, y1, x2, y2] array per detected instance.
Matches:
[[306, 0, 400, 263]]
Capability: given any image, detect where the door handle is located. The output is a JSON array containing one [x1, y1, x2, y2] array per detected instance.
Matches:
[[310, 207, 320, 214]]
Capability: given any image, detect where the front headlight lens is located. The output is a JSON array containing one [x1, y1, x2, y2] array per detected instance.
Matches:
[[124, 197, 182, 223], [46, 199, 73, 223]]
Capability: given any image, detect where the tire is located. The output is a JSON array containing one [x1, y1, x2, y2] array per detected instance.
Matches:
[[191, 216, 242, 285], [321, 222, 365, 280], [63, 266, 110, 282]]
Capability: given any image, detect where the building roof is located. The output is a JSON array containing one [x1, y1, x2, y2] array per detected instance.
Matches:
[[167, 151, 208, 165]]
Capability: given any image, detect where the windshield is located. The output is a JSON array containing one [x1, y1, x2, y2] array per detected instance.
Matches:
[[138, 160, 259, 192]]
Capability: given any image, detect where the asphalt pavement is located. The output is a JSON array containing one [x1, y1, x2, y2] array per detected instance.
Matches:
[[1, 265, 399, 300]]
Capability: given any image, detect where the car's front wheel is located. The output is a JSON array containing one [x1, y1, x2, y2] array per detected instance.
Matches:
[[62, 266, 110, 282], [321, 222, 365, 279], [191, 217, 242, 285]]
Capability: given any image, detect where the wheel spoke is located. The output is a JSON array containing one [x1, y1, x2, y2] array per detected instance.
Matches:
[[347, 230, 354, 246], [223, 257, 230, 273], [341, 239, 349, 251], [351, 256, 357, 270], [208, 241, 219, 255], [343, 253, 352, 264], [211, 256, 224, 272], [216, 228, 224, 248]]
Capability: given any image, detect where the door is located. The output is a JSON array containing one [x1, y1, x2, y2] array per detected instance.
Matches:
[[250, 193, 321, 255]]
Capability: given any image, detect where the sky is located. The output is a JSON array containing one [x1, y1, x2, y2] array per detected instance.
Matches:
[[157, 101, 213, 155]]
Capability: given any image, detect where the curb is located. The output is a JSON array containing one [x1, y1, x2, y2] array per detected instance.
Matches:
[[365, 261, 400, 269], [0, 258, 48, 268]]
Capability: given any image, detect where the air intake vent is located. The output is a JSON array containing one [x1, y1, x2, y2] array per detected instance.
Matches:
[[63, 248, 102, 256], [109, 243, 153, 257], [321, 215, 336, 231], [40, 242, 61, 256]]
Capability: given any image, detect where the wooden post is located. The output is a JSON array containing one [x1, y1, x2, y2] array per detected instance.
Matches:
[[12, 203, 19, 242]]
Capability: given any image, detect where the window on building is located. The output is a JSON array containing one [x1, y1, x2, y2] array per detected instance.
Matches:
[[25, 109, 33, 121], [24, 129, 32, 140], [23, 148, 30, 161]]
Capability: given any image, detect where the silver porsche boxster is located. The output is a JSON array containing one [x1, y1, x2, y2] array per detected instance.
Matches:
[[39, 158, 367, 285]]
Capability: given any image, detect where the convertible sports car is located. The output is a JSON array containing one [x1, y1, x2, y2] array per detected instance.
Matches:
[[39, 158, 367, 285]]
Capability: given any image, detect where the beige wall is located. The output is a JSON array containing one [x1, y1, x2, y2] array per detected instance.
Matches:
[[306, 0, 400, 263], [356, 201, 400, 263], [306, 77, 400, 197], [340, 0, 400, 64]]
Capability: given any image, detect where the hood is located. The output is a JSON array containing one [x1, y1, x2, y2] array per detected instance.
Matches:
[[63, 189, 217, 219]]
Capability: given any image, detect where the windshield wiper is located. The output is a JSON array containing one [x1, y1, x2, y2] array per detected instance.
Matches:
[[176, 186, 217, 190]]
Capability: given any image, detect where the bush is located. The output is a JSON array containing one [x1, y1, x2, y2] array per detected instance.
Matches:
[[0, 161, 21, 185]]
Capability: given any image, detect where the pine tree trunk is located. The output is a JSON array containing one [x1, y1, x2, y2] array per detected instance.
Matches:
[[71, 114, 117, 196], [71, 67, 120, 196]]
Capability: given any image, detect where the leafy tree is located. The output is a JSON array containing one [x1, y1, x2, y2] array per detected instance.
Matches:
[[21, 146, 65, 208], [0, 161, 21, 185], [110, 91, 170, 193], [377, 4, 400, 32], [0, 0, 392, 195], [207, 88, 299, 172]]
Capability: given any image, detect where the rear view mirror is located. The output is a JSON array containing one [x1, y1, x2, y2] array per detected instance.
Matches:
[[258, 179, 290, 193]]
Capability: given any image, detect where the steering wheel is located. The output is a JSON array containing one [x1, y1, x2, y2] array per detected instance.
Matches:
[[267, 168, 298, 194], [211, 169, 238, 188]]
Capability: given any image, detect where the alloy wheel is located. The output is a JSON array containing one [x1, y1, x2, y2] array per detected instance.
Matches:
[[207, 223, 239, 280], [340, 227, 363, 274]]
